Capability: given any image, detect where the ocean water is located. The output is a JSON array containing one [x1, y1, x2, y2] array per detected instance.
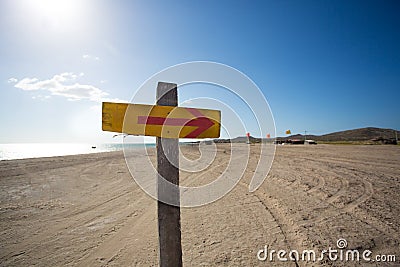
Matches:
[[0, 143, 156, 161]]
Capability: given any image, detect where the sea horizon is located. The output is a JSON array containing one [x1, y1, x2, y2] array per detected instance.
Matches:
[[0, 143, 157, 161]]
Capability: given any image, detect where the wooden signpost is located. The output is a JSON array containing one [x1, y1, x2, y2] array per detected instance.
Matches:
[[102, 82, 221, 267]]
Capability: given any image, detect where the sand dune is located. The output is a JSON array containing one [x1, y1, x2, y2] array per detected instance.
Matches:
[[0, 144, 399, 266]]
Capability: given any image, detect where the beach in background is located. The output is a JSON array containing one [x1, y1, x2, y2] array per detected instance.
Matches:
[[0, 143, 156, 161]]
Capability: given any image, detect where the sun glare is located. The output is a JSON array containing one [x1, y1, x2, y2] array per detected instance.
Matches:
[[35, 0, 76, 17], [25, 0, 86, 31]]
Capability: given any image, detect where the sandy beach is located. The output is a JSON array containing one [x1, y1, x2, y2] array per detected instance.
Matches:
[[0, 144, 399, 266]]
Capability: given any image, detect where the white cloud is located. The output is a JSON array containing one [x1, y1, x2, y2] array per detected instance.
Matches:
[[15, 78, 40, 90], [14, 72, 125, 103], [82, 54, 100, 61], [7, 77, 18, 83], [32, 95, 51, 101]]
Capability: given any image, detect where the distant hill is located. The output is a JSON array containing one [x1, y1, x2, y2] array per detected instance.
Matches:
[[306, 127, 398, 142], [214, 127, 399, 144], [289, 127, 400, 142], [215, 136, 261, 143]]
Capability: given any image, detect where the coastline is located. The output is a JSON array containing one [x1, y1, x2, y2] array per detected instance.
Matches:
[[0, 143, 157, 161]]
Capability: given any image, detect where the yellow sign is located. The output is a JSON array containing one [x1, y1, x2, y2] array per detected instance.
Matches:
[[285, 129, 291, 135], [102, 102, 221, 138]]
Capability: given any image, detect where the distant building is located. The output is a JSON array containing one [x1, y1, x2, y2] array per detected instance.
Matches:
[[288, 139, 304, 144], [305, 140, 317, 145]]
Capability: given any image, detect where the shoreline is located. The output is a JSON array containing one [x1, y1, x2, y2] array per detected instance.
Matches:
[[0, 143, 157, 161], [1, 142, 398, 162]]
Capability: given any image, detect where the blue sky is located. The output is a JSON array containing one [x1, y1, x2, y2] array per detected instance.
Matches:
[[1, 0, 399, 143]]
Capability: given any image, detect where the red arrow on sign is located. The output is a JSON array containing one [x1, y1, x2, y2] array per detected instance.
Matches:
[[137, 108, 215, 138]]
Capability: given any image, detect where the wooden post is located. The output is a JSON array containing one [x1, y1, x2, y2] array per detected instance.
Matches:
[[156, 82, 183, 267]]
